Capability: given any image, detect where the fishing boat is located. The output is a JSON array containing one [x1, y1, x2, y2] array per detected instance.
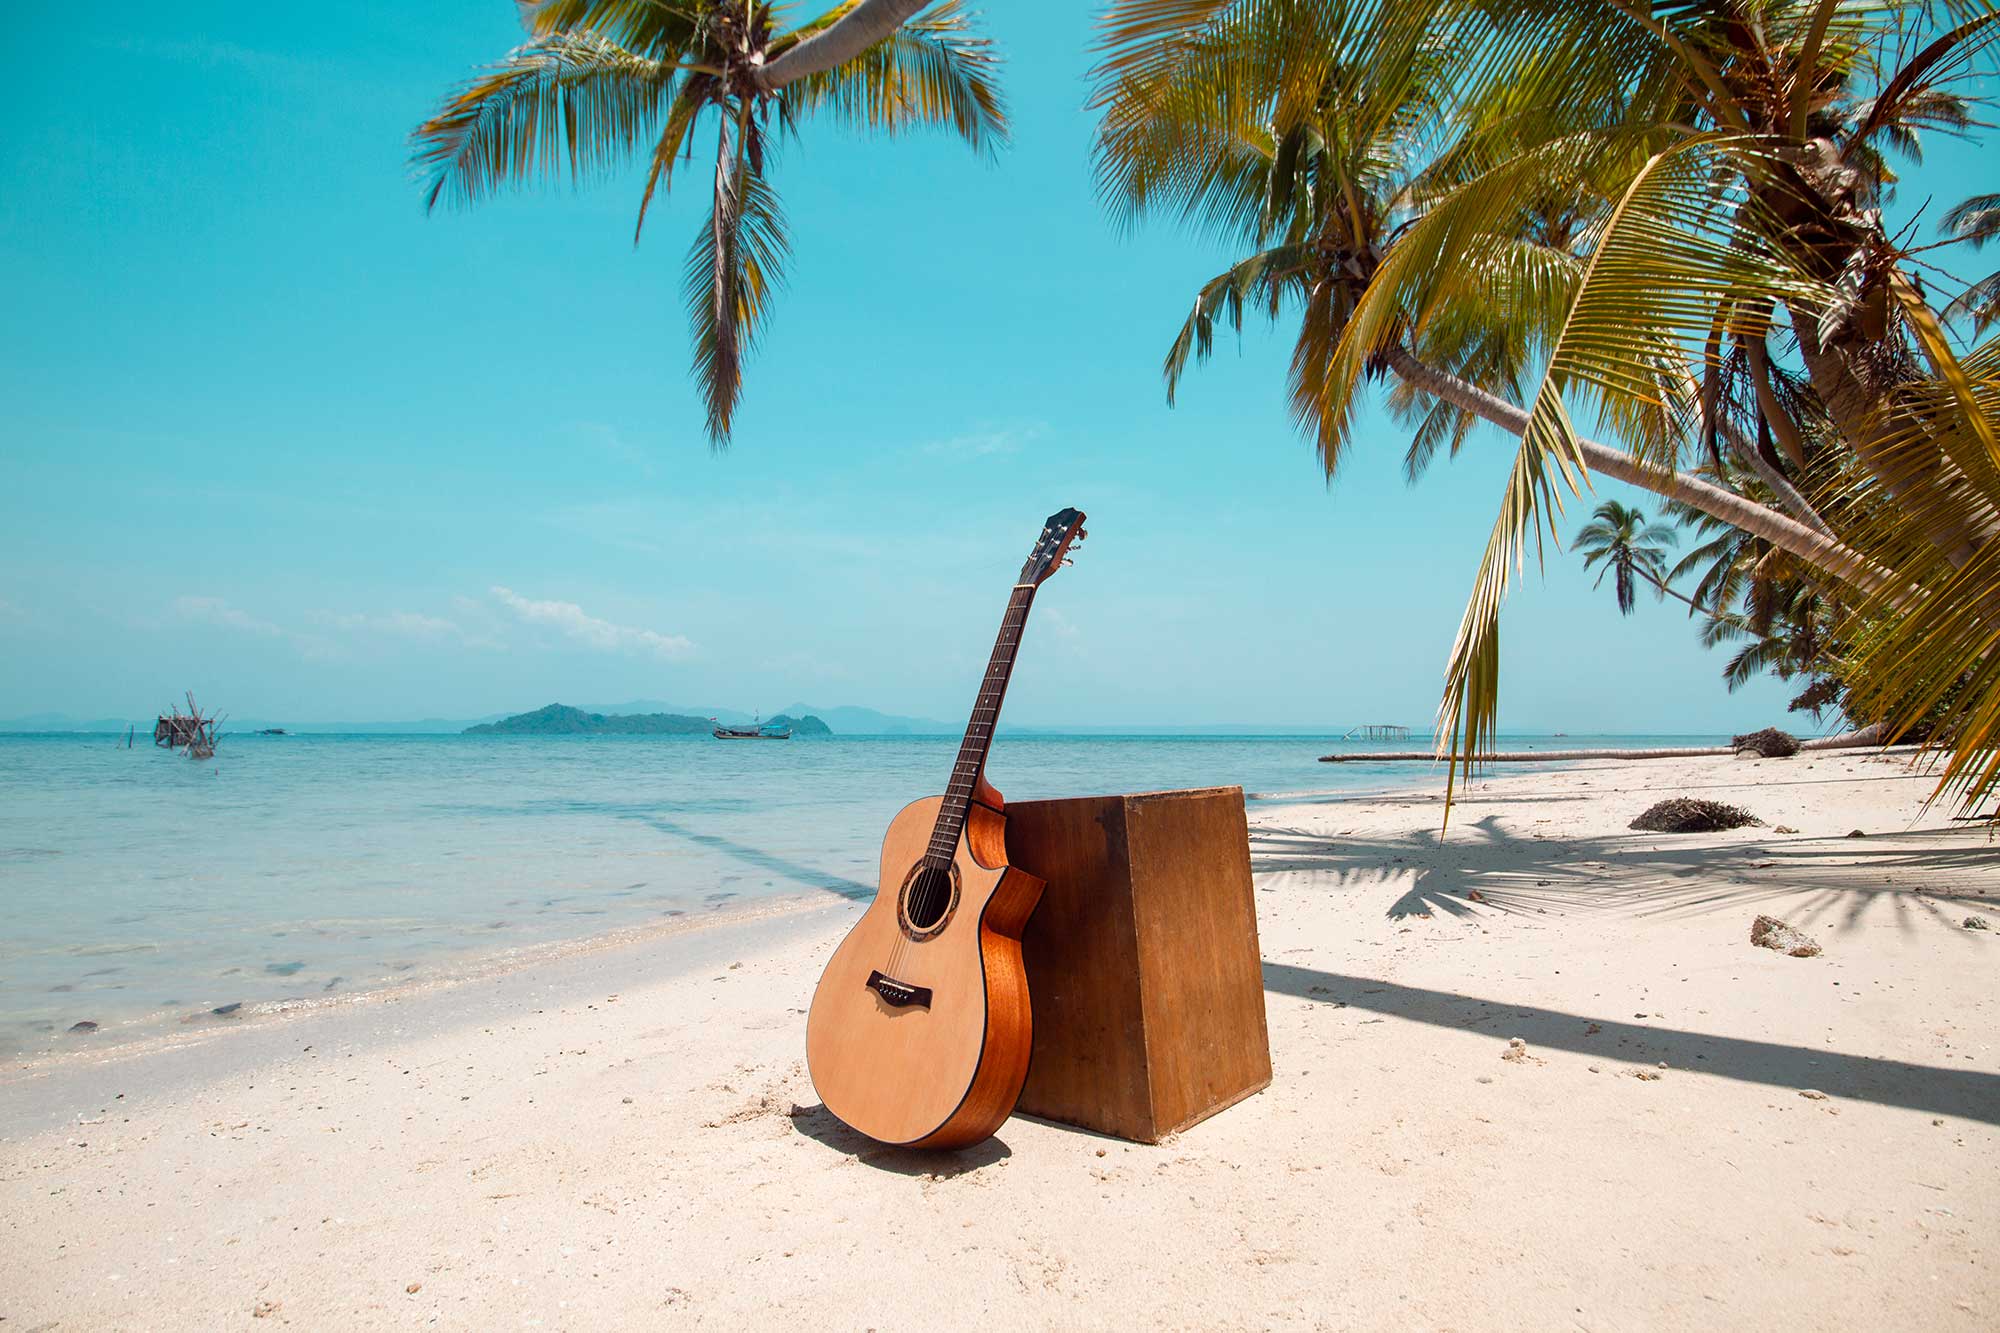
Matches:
[[711, 716, 792, 740]]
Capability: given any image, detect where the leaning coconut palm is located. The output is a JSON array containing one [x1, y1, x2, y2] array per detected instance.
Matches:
[[413, 1, 1006, 444], [1091, 0, 1899, 596], [1093, 0, 2000, 821], [1573, 500, 1682, 615]]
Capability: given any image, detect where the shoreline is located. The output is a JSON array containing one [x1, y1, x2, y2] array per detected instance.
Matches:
[[0, 896, 859, 1138], [2, 887, 846, 1080], [6, 750, 1995, 1328], [5, 753, 1956, 1081]]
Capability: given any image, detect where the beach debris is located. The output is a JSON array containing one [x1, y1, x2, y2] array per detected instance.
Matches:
[[406, 1282, 423, 1294], [211, 1001, 244, 1017], [1847, 829, 1867, 838], [1466, 889, 1486, 902], [1965, 915, 1991, 931], [1500, 1037, 1542, 1065], [1732, 727, 1801, 758], [1585, 1022, 1602, 1035], [1750, 915, 1822, 958], [1629, 798, 1764, 833], [1632, 1069, 1662, 1081], [1775, 825, 1799, 834], [1800, 1089, 1829, 1101], [67, 1020, 99, 1033], [252, 1300, 281, 1318]]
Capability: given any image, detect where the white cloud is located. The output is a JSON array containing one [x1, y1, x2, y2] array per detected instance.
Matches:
[[921, 421, 1048, 458], [173, 595, 284, 638], [491, 587, 694, 661]]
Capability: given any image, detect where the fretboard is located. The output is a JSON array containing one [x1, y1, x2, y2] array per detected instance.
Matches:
[[923, 584, 1036, 866]]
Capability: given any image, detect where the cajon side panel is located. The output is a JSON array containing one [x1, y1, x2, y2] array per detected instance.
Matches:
[[1125, 790, 1272, 1137], [1009, 796, 1156, 1142]]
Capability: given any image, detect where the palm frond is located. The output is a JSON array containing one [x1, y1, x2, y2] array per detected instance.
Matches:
[[781, 0, 1008, 152], [517, 0, 705, 58], [413, 31, 672, 210], [683, 113, 790, 445]]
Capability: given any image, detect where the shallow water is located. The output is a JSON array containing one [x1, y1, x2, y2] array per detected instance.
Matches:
[[0, 730, 1722, 1055]]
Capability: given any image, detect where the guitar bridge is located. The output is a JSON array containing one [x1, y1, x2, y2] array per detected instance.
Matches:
[[866, 970, 932, 1010]]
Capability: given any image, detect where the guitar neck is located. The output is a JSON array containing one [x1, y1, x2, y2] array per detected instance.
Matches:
[[924, 583, 1036, 866]]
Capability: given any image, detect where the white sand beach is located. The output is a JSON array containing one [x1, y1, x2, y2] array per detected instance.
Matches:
[[4, 751, 1996, 1330]]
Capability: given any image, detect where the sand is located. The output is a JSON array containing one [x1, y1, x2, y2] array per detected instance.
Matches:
[[3, 751, 1996, 1329]]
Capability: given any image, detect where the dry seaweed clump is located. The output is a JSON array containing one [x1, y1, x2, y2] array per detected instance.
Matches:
[[1732, 726, 1801, 758], [1629, 798, 1766, 832]]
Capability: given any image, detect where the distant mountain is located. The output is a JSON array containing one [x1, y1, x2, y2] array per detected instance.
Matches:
[[779, 703, 955, 736], [765, 713, 832, 737], [465, 704, 715, 736]]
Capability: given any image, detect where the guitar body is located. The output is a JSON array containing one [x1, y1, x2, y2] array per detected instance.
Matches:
[[806, 782, 1046, 1148], [804, 505, 1084, 1149]]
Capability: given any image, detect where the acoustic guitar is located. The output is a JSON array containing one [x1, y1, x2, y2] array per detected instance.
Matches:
[[806, 507, 1087, 1148]]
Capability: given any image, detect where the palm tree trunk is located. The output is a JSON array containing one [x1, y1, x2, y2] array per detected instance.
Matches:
[[1383, 346, 1911, 610], [1636, 567, 1707, 615], [757, 0, 931, 89], [1786, 302, 2000, 572]]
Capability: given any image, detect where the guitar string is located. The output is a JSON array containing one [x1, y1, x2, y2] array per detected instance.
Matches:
[[887, 587, 1034, 981]]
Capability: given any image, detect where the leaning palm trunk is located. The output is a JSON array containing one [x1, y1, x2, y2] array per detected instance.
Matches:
[[1788, 304, 2000, 572], [758, 0, 935, 89], [1320, 724, 1884, 763], [1383, 346, 1911, 609]]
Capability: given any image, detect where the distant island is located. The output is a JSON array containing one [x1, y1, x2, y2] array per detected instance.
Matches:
[[464, 704, 830, 737], [763, 713, 832, 737]]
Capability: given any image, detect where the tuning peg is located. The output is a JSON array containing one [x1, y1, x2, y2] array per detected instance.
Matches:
[[1075, 528, 1088, 542]]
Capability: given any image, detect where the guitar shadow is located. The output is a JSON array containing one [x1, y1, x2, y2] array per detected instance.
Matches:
[[786, 1101, 1013, 1176]]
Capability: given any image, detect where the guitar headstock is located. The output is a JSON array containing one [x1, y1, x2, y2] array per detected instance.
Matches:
[[1018, 507, 1088, 587]]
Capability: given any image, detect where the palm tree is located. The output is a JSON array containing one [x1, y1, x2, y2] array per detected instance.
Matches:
[[1573, 501, 1684, 616], [1092, 0, 2000, 819], [1089, 1, 1898, 598], [1943, 192, 2000, 333], [412, 1, 1006, 444]]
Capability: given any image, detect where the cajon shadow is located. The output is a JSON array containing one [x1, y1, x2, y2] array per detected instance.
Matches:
[[785, 1101, 1013, 1176]]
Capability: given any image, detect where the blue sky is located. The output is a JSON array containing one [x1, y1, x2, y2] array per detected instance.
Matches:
[[2, 4, 1987, 732]]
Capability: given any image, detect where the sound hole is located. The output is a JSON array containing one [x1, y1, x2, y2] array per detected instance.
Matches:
[[900, 861, 960, 939]]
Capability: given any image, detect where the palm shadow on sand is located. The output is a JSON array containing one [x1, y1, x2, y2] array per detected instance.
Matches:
[[1262, 960, 2000, 1125]]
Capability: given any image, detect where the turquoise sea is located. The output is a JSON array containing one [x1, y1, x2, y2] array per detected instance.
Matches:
[[0, 731, 1727, 1057]]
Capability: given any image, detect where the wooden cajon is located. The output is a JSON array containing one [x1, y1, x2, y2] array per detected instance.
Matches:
[[1004, 786, 1271, 1143]]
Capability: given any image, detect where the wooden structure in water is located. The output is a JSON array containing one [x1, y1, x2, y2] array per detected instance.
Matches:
[[1006, 786, 1271, 1143], [154, 692, 220, 759], [1342, 723, 1410, 741]]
